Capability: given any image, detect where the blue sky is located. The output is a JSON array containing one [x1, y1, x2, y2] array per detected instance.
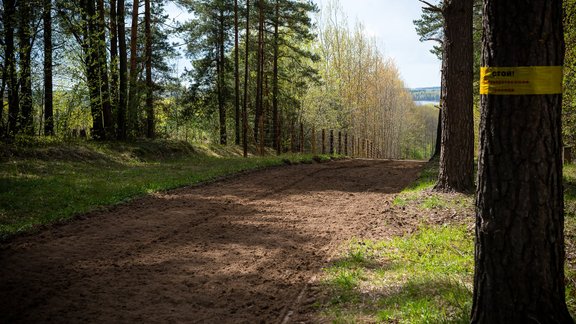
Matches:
[[315, 0, 441, 88], [167, 0, 441, 89]]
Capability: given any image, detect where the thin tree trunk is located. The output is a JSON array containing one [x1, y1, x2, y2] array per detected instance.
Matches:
[[97, 0, 113, 137], [243, 0, 250, 157], [217, 7, 227, 145], [5, 0, 18, 137], [435, 0, 474, 192], [272, 0, 280, 154], [0, 69, 5, 136], [471, 0, 573, 322], [127, 0, 140, 138], [44, 0, 54, 136], [144, 0, 154, 138], [254, 0, 265, 143], [117, 0, 128, 140], [110, 0, 119, 125], [234, 0, 241, 145], [18, 0, 34, 135], [82, 0, 105, 139]]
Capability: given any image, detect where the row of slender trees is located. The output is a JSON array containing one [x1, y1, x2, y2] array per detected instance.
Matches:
[[0, 0, 436, 160], [0, 0, 166, 140]]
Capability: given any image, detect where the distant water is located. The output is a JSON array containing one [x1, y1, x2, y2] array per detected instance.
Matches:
[[415, 100, 440, 106]]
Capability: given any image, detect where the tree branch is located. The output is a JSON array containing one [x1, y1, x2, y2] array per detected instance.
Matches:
[[419, 0, 443, 13]]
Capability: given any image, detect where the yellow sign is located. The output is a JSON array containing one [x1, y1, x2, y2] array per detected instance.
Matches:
[[480, 66, 563, 95]]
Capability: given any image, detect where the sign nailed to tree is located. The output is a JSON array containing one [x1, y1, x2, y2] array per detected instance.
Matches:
[[480, 66, 563, 95]]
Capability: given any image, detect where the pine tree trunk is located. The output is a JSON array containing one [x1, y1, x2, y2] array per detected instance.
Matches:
[[18, 0, 34, 135], [471, 0, 573, 322], [110, 0, 119, 126], [117, 0, 128, 140], [127, 0, 140, 138], [234, 0, 241, 145], [0, 69, 5, 136], [254, 0, 265, 143], [435, 0, 474, 192], [83, 0, 106, 140], [144, 0, 154, 138], [242, 0, 250, 157], [217, 7, 227, 145], [97, 0, 113, 137], [5, 0, 18, 137], [43, 0, 54, 136], [272, 0, 280, 154]]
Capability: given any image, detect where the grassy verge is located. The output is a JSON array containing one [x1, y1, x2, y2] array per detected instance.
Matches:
[[319, 160, 576, 322], [563, 164, 576, 313], [0, 138, 329, 240]]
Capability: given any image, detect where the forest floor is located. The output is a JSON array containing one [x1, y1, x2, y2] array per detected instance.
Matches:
[[0, 158, 434, 323]]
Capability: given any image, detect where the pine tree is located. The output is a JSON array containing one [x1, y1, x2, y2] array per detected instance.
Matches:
[[472, 0, 573, 321]]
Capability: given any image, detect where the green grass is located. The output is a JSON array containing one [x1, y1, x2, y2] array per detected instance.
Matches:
[[563, 164, 576, 317], [318, 161, 576, 322], [321, 226, 473, 323], [0, 139, 329, 240]]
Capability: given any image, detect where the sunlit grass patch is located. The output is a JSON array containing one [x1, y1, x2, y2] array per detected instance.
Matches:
[[0, 140, 320, 240], [319, 225, 474, 323]]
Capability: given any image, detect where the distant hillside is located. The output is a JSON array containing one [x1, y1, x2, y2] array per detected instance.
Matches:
[[409, 87, 441, 102]]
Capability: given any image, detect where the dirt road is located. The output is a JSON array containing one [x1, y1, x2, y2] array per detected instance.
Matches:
[[0, 159, 424, 323]]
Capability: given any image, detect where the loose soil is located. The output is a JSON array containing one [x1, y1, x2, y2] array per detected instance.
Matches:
[[0, 159, 425, 323]]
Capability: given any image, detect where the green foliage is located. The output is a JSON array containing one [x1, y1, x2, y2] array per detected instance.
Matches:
[[320, 226, 474, 323], [401, 104, 438, 160], [0, 139, 318, 240], [564, 0, 576, 146]]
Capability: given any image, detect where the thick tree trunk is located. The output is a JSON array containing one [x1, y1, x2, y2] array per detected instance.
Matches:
[[127, 0, 140, 138], [471, 0, 573, 322], [243, 0, 250, 157], [117, 0, 128, 140], [44, 0, 54, 136], [435, 0, 474, 192], [97, 0, 113, 137], [234, 0, 241, 145], [5, 0, 18, 137], [144, 0, 154, 138], [18, 0, 34, 135], [272, 0, 280, 154]]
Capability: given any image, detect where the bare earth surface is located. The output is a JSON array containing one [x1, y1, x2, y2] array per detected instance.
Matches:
[[0, 159, 424, 323]]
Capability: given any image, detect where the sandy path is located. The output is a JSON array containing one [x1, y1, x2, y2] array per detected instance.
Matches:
[[0, 159, 424, 323]]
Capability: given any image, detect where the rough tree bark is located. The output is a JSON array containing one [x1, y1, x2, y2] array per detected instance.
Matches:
[[435, 0, 474, 192], [471, 0, 573, 322], [44, 0, 54, 136]]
